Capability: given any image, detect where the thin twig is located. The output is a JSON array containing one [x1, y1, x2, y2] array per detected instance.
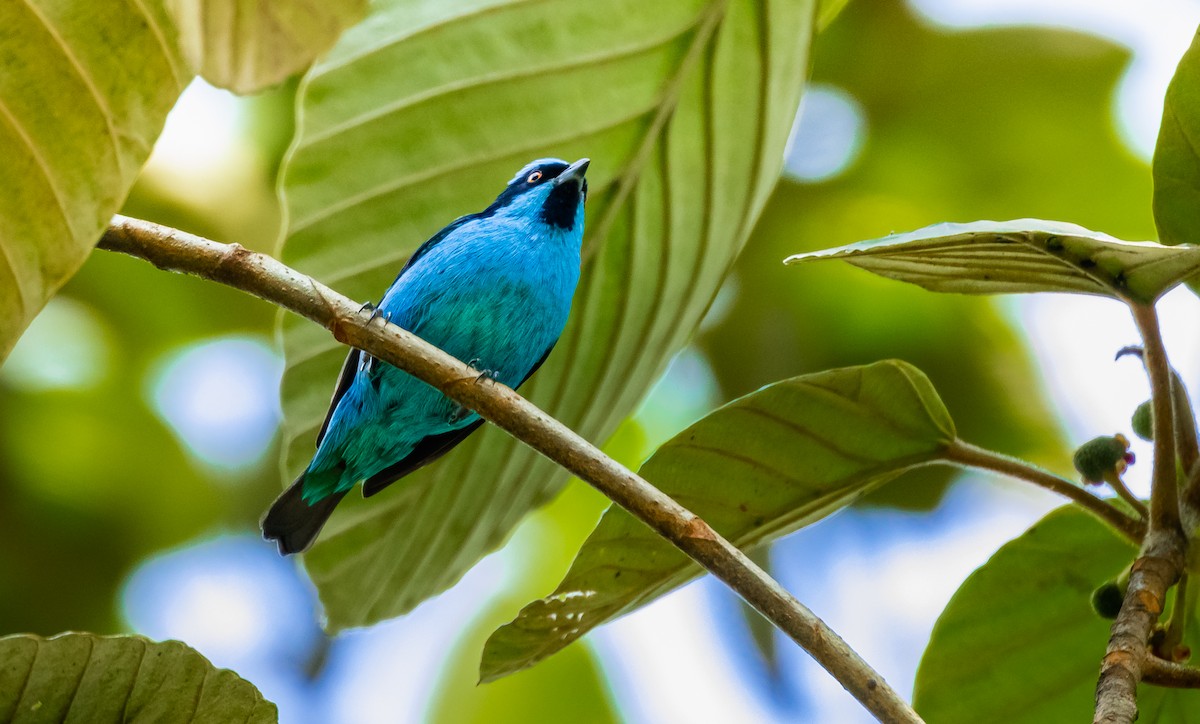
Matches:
[[1114, 345, 1197, 479], [1175, 374, 1200, 533], [1102, 472, 1148, 522], [97, 215, 923, 724], [1172, 372, 1199, 477], [1131, 302, 1180, 533], [1142, 655, 1200, 689], [1094, 303, 1187, 724], [942, 440, 1145, 543]]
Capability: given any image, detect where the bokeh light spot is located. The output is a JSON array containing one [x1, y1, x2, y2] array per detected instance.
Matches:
[[122, 536, 319, 665], [148, 336, 282, 471], [2, 297, 110, 391], [145, 78, 245, 182], [783, 84, 867, 183]]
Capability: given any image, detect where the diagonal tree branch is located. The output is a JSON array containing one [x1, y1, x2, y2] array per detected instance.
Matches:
[[98, 214, 923, 724]]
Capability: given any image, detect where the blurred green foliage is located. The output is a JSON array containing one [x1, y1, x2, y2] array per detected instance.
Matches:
[[700, 0, 1152, 508], [0, 84, 292, 636]]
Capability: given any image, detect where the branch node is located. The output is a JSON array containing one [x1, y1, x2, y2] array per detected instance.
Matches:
[[682, 517, 718, 542]]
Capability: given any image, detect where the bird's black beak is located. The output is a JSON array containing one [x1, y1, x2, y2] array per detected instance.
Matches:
[[555, 158, 590, 186]]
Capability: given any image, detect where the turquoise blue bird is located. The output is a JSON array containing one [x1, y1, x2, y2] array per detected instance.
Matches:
[[263, 158, 589, 554]]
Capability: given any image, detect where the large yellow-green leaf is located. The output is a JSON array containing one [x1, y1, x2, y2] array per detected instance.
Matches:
[[1153, 27, 1200, 247], [167, 0, 366, 93], [786, 219, 1200, 304], [0, 633, 277, 723], [0, 0, 188, 363], [481, 360, 956, 681], [914, 506, 1200, 723], [277, 0, 816, 630]]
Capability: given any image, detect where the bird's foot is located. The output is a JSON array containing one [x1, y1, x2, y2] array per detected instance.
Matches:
[[466, 358, 499, 385], [359, 301, 392, 326]]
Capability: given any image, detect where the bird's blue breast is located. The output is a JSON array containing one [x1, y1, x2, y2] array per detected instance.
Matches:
[[304, 204, 582, 499]]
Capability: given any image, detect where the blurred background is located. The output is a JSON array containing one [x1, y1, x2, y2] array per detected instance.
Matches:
[[3, 0, 1200, 721]]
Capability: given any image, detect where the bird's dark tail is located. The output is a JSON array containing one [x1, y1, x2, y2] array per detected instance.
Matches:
[[261, 474, 348, 555]]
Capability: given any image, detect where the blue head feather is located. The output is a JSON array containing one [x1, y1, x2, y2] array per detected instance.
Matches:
[[485, 158, 589, 231]]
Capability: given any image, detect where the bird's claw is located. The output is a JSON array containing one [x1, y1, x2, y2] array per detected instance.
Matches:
[[359, 301, 392, 326], [465, 358, 498, 384]]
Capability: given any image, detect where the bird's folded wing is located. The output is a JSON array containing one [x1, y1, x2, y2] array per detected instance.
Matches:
[[360, 343, 557, 497]]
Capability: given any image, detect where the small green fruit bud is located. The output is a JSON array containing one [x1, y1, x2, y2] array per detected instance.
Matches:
[[1091, 581, 1124, 619], [1131, 400, 1153, 441], [1073, 435, 1133, 484]]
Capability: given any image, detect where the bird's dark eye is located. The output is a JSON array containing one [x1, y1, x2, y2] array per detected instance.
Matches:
[[526, 171, 542, 183]]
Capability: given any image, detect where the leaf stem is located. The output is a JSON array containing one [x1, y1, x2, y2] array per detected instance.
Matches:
[[1132, 302, 1181, 533], [98, 215, 923, 724], [1174, 374, 1200, 534], [1172, 371, 1199, 478], [943, 440, 1145, 543]]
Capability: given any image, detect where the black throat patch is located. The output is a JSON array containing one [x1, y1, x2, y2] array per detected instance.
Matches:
[[540, 180, 584, 230]]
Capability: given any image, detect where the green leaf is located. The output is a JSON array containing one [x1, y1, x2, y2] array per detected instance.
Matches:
[[785, 219, 1200, 304], [0, 633, 277, 723], [278, 0, 817, 629], [1153, 28, 1200, 247], [0, 0, 188, 362], [914, 506, 1200, 723], [167, 0, 366, 93], [480, 360, 956, 681]]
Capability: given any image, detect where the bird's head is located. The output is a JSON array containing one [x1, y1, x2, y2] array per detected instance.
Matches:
[[484, 158, 589, 232]]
